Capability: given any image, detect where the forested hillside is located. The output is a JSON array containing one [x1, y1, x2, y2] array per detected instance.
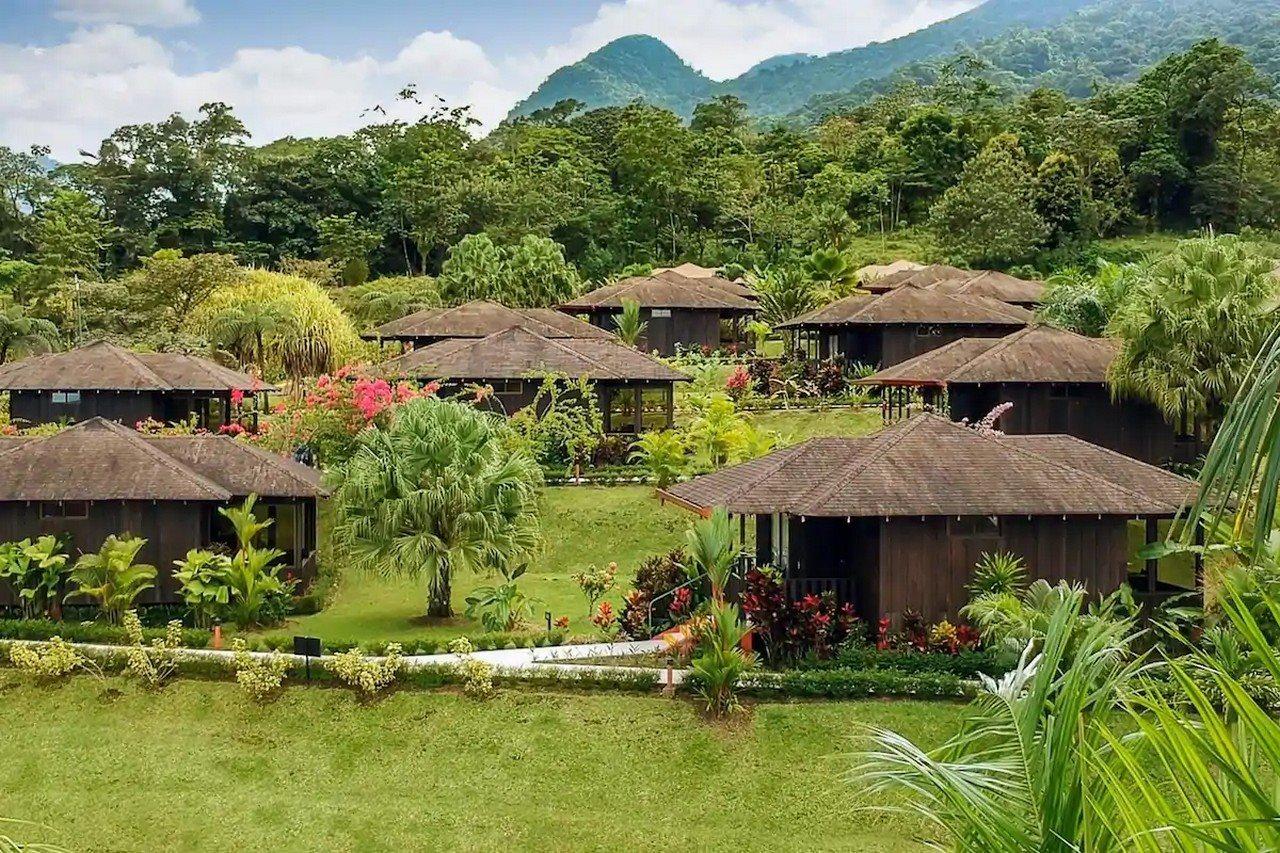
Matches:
[[509, 0, 1280, 123]]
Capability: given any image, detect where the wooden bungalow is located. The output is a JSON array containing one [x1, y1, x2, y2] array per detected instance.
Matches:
[[559, 268, 756, 356], [865, 264, 1046, 308], [0, 418, 325, 609], [365, 299, 614, 349], [381, 325, 689, 433], [856, 325, 1195, 465], [0, 340, 268, 429], [661, 414, 1197, 624], [776, 283, 1033, 367]]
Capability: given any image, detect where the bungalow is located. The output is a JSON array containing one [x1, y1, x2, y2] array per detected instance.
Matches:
[[365, 299, 614, 349], [776, 283, 1033, 367], [856, 325, 1195, 465], [381, 325, 689, 433], [0, 340, 268, 429], [865, 264, 1046, 308], [661, 414, 1197, 623], [559, 268, 757, 356], [0, 418, 325, 608]]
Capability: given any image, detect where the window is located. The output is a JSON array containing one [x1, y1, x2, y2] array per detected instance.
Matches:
[[651, 308, 672, 318], [491, 379, 524, 396], [640, 386, 671, 431], [606, 386, 637, 433], [50, 391, 81, 405], [915, 325, 942, 337], [40, 501, 88, 519], [949, 516, 1001, 537]]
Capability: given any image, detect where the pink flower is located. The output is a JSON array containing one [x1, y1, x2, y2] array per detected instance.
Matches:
[[230, 388, 245, 408]]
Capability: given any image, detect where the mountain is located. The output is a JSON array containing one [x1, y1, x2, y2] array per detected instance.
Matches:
[[508, 35, 714, 120], [506, 0, 1280, 124], [507, 0, 1097, 122]]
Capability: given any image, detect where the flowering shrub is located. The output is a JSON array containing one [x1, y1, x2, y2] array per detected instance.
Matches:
[[231, 638, 289, 701], [553, 616, 570, 630], [740, 567, 858, 664], [746, 355, 858, 401], [122, 610, 183, 687], [571, 562, 617, 617], [617, 548, 692, 639], [591, 601, 619, 639], [328, 642, 404, 696], [254, 366, 438, 465], [7, 637, 87, 679], [725, 365, 751, 401]]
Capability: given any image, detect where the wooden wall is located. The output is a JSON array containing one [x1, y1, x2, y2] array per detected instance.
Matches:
[[9, 390, 230, 428], [585, 309, 731, 356], [816, 324, 1016, 367], [436, 378, 675, 434], [948, 383, 1183, 464]]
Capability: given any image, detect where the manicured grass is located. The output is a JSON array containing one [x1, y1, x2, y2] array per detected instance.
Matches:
[[0, 673, 966, 852], [752, 406, 884, 445], [270, 486, 690, 645]]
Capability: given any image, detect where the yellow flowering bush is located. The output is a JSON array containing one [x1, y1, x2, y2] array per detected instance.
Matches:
[[231, 639, 290, 701], [122, 611, 182, 687], [8, 637, 86, 679], [447, 637, 494, 699], [328, 643, 403, 696]]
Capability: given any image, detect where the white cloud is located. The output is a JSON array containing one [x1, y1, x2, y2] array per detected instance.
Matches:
[[0, 0, 980, 159], [54, 0, 201, 28]]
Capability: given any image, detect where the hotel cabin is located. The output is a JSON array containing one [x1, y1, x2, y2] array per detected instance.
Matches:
[[776, 283, 1033, 368], [864, 264, 1047, 309], [364, 299, 615, 350], [0, 340, 269, 430], [661, 414, 1198, 624], [381, 325, 689, 434], [0, 418, 325, 609], [559, 265, 757, 356]]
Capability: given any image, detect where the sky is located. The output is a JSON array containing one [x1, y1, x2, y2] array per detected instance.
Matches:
[[0, 0, 980, 160]]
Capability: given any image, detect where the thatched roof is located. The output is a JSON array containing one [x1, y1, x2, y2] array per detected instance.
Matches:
[[928, 271, 1045, 304], [0, 340, 268, 392], [858, 326, 1117, 386], [777, 284, 1034, 328], [662, 414, 1192, 518], [381, 326, 689, 383], [856, 259, 925, 283], [560, 270, 757, 312], [0, 418, 324, 502], [368, 300, 613, 341]]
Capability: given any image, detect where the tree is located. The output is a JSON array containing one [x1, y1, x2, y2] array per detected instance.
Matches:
[[1108, 235, 1279, 424], [437, 233, 580, 307], [437, 233, 504, 304], [929, 133, 1047, 265], [206, 301, 293, 374], [1034, 152, 1087, 247], [126, 250, 243, 332], [802, 248, 860, 302], [331, 398, 542, 618], [317, 213, 381, 286], [30, 188, 105, 287], [0, 305, 58, 363]]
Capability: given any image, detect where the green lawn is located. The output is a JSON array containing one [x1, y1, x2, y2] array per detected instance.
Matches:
[[753, 406, 883, 445], [270, 486, 690, 645], [0, 673, 966, 852]]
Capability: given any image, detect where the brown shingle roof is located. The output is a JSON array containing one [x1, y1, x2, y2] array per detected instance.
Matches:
[[381, 326, 689, 383], [858, 326, 1117, 386], [0, 418, 325, 502], [927, 271, 1045, 304], [663, 413, 1192, 517], [650, 264, 758, 300], [560, 270, 757, 312], [864, 264, 972, 293], [777, 284, 1033, 328], [368, 300, 613, 341], [0, 340, 269, 392]]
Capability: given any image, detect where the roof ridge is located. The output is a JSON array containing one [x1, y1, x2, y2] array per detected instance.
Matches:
[[800, 416, 930, 511], [518, 327, 623, 379], [947, 327, 1032, 379], [153, 434, 324, 495], [67, 419, 230, 500], [104, 343, 175, 390]]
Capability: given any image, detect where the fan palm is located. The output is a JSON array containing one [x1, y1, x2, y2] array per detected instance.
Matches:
[[747, 266, 819, 327], [803, 247, 861, 303], [330, 397, 542, 617], [206, 301, 292, 374]]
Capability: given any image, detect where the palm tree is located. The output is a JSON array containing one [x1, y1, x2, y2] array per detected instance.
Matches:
[[613, 298, 647, 348], [330, 397, 542, 618], [0, 305, 57, 363], [802, 247, 861, 303], [748, 266, 819, 330], [1107, 236, 1278, 426], [206, 302, 292, 373], [684, 507, 737, 599]]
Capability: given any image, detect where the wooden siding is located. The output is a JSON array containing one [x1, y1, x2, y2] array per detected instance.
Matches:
[[813, 324, 1016, 367], [585, 308, 736, 356], [10, 390, 231, 429], [947, 382, 1186, 465], [0, 497, 319, 608], [435, 378, 675, 434]]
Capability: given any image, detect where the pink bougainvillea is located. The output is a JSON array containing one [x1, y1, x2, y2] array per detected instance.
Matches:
[[230, 387, 245, 408]]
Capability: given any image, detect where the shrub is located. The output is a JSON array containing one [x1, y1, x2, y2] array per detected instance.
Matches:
[[740, 567, 859, 664], [0, 535, 70, 619], [571, 562, 617, 617], [67, 535, 157, 625], [690, 600, 757, 716], [0, 618, 210, 648], [464, 565, 538, 632], [328, 643, 404, 696], [122, 610, 182, 687], [628, 430, 687, 487], [172, 549, 232, 629], [507, 374, 602, 469], [231, 638, 290, 701], [618, 548, 691, 638], [6, 636, 89, 679], [736, 667, 970, 700], [803, 646, 1010, 678]]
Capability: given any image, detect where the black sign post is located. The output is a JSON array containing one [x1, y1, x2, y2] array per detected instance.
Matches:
[[293, 635, 322, 680]]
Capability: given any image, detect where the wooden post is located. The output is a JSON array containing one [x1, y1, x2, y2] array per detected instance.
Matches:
[[1144, 517, 1159, 593]]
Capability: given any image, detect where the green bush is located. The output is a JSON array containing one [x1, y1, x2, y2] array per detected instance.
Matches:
[[727, 667, 972, 700], [798, 646, 1010, 678], [0, 617, 211, 648]]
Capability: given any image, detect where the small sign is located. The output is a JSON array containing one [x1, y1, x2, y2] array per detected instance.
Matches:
[[293, 635, 322, 657]]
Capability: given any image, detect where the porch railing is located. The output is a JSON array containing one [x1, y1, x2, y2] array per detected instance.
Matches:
[[783, 577, 855, 602]]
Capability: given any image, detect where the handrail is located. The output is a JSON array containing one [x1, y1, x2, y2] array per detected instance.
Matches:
[[644, 553, 754, 636]]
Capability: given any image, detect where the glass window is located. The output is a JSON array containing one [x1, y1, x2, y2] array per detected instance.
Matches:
[[640, 387, 670, 431], [607, 387, 637, 433], [51, 391, 81, 405], [40, 501, 88, 519], [492, 379, 524, 396], [651, 308, 672, 318], [949, 516, 1001, 537]]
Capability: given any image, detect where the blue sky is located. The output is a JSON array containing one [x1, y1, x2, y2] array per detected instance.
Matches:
[[0, 0, 977, 158]]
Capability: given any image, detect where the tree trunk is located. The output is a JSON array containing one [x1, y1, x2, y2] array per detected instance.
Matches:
[[427, 563, 452, 618]]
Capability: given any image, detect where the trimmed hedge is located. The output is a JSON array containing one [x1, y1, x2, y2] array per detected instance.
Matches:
[[0, 618, 212, 649], [797, 647, 1011, 679], [726, 667, 973, 700]]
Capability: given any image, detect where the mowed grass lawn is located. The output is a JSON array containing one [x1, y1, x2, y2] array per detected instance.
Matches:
[[271, 486, 690, 644], [0, 674, 966, 852], [753, 406, 883, 445]]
